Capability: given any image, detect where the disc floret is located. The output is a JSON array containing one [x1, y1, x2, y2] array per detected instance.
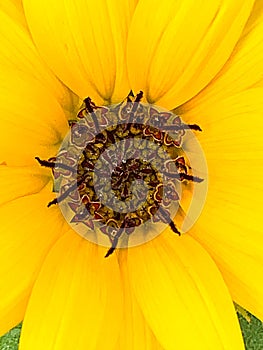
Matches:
[[36, 91, 203, 257]]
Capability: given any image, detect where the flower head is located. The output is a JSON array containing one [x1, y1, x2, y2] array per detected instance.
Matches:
[[0, 1, 262, 349]]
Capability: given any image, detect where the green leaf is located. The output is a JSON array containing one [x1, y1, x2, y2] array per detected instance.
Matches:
[[0, 324, 21, 350], [238, 310, 263, 350]]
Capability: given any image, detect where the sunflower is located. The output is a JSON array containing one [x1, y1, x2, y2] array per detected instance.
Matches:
[[0, 0, 263, 349]]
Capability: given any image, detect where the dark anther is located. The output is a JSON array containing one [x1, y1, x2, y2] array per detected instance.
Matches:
[[35, 157, 75, 173], [169, 221, 181, 236], [104, 236, 119, 258], [47, 198, 58, 207], [158, 206, 181, 236], [83, 97, 100, 133], [126, 91, 144, 124], [35, 156, 55, 168], [126, 90, 135, 102], [161, 124, 202, 132], [187, 124, 202, 132], [134, 90, 143, 102], [178, 173, 204, 183], [163, 170, 203, 183], [83, 97, 99, 113], [104, 246, 116, 258], [47, 181, 81, 207], [36, 154, 87, 208]]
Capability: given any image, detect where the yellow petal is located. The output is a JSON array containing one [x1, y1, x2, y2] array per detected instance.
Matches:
[[19, 231, 123, 350], [0, 69, 68, 166], [0, 9, 78, 115], [191, 220, 263, 322], [127, 0, 254, 110], [127, 233, 244, 350], [115, 251, 164, 350], [0, 164, 50, 206], [23, 0, 138, 104], [242, 0, 263, 38], [181, 89, 263, 320], [181, 88, 263, 160], [0, 0, 27, 28], [0, 184, 65, 335], [183, 1, 263, 111]]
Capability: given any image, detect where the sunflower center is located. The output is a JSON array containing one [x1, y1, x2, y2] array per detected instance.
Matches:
[[36, 91, 207, 257]]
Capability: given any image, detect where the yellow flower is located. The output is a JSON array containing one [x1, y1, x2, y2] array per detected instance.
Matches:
[[0, 0, 262, 349]]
